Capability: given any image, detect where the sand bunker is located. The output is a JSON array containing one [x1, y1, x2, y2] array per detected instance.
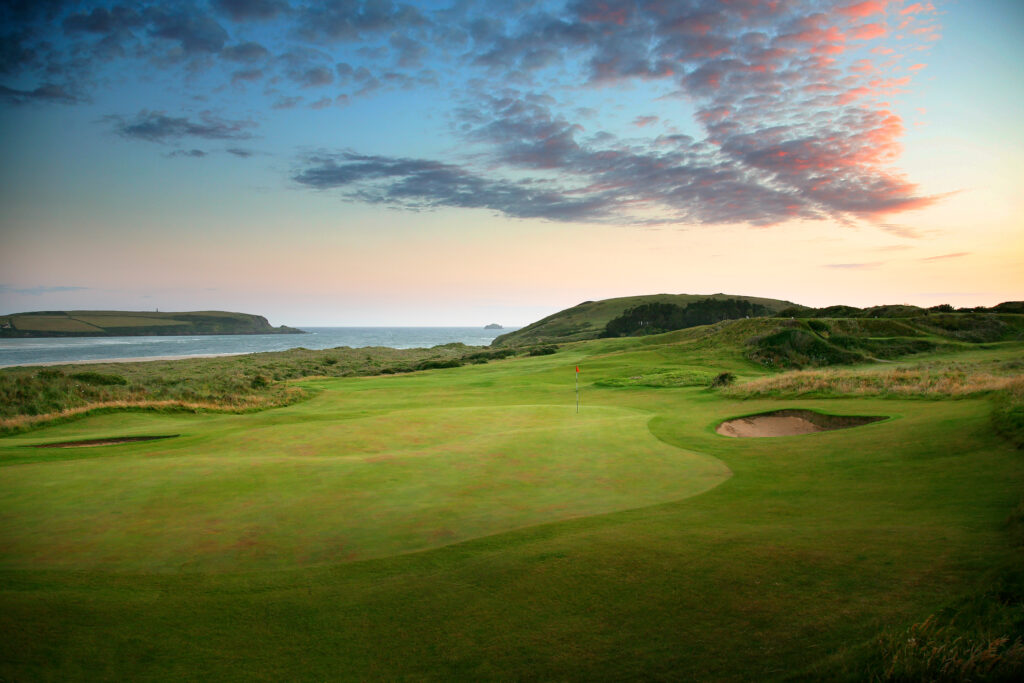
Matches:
[[716, 410, 885, 438], [34, 435, 179, 449]]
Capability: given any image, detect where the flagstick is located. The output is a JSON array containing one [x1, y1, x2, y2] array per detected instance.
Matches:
[[575, 365, 580, 413]]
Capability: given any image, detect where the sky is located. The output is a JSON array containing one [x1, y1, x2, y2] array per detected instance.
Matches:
[[0, 0, 1021, 326]]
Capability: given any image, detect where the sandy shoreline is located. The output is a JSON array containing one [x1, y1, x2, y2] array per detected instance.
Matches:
[[1, 352, 250, 369]]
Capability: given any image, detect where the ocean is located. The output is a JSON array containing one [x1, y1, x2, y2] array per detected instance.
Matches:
[[0, 327, 517, 368]]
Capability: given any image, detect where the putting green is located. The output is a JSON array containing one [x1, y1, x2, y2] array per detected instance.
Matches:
[[0, 383, 730, 573]]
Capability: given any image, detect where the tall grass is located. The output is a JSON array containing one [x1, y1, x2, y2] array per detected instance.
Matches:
[[0, 392, 304, 433], [868, 615, 1024, 682], [0, 343, 520, 433], [992, 380, 1024, 449], [725, 368, 1023, 399]]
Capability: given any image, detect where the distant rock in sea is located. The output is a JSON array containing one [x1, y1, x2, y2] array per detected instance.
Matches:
[[484, 323, 503, 330]]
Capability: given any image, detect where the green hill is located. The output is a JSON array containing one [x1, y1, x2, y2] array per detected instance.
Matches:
[[0, 310, 303, 338], [491, 293, 800, 346]]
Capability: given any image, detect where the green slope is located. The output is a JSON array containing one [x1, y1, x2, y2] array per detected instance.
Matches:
[[0, 310, 303, 338], [491, 292, 800, 346], [1, 334, 1022, 680]]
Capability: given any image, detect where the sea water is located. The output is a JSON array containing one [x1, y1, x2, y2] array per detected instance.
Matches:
[[0, 327, 517, 367]]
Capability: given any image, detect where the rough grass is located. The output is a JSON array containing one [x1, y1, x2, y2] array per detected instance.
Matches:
[[992, 381, 1024, 449], [725, 368, 1023, 399], [0, 392, 304, 434], [868, 616, 1024, 681], [594, 368, 718, 388], [0, 343, 518, 432]]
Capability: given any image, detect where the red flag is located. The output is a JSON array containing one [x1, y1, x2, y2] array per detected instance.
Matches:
[[576, 365, 579, 373]]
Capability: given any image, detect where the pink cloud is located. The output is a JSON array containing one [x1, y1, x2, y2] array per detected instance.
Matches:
[[839, 1, 889, 19], [907, 63, 926, 71], [838, 86, 873, 104], [632, 115, 659, 127], [900, 2, 935, 15], [850, 23, 887, 40]]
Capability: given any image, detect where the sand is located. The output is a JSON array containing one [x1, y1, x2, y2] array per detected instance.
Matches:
[[716, 409, 885, 438]]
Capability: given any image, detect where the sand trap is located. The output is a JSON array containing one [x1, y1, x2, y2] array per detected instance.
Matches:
[[716, 410, 885, 438], [34, 435, 179, 449]]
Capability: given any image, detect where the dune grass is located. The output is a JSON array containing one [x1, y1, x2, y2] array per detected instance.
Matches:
[[0, 343, 516, 431], [0, 334, 1022, 680]]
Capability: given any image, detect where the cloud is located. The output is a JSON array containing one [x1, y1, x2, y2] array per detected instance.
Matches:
[[823, 262, 885, 269], [919, 252, 969, 262], [62, 5, 144, 35], [212, 0, 290, 22], [167, 148, 207, 157], [849, 23, 887, 41], [877, 223, 923, 239], [0, 83, 79, 104], [294, 65, 334, 87], [221, 41, 270, 62], [2, 0, 944, 229], [839, 1, 890, 19], [226, 147, 254, 157], [109, 110, 256, 142], [293, 152, 615, 222], [145, 6, 229, 54], [230, 67, 263, 84], [0, 284, 90, 295], [296, 0, 428, 43], [389, 33, 427, 68], [272, 95, 303, 109]]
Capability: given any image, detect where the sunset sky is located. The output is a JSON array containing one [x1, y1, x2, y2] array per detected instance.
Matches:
[[1, 0, 1021, 326]]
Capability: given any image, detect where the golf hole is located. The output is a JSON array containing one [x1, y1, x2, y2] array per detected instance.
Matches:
[[34, 435, 180, 449], [716, 410, 885, 438]]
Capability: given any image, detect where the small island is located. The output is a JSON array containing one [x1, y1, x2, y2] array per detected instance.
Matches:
[[0, 310, 305, 338], [484, 323, 503, 330]]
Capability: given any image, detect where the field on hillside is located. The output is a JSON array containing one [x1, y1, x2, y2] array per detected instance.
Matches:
[[0, 310, 301, 337], [1, 330, 1022, 680]]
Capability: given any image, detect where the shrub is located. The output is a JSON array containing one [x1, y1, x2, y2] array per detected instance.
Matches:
[[527, 346, 558, 356], [711, 372, 736, 387], [415, 359, 463, 370], [70, 372, 128, 386], [602, 298, 768, 337], [747, 328, 865, 368]]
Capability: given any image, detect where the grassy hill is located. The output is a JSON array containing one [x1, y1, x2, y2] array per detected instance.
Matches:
[[492, 293, 800, 346], [0, 310, 303, 338], [1, 321, 1022, 680]]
